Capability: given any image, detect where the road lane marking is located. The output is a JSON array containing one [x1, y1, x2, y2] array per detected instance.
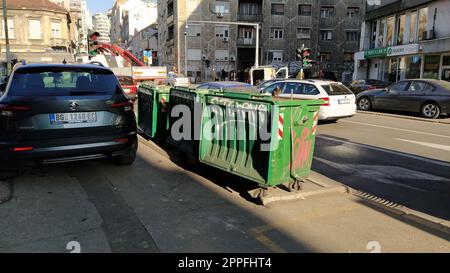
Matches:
[[314, 157, 450, 193], [317, 135, 450, 168], [395, 138, 450, 152], [340, 120, 450, 139], [247, 203, 359, 253]]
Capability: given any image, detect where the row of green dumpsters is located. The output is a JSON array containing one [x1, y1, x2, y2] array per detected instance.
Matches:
[[136, 84, 323, 188]]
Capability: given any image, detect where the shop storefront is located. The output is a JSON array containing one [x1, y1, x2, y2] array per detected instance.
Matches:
[[356, 44, 450, 83]]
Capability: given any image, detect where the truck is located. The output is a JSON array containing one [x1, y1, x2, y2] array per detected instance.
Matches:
[[249, 66, 289, 86]]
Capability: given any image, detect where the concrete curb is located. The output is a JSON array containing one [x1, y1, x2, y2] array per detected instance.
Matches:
[[137, 135, 450, 235], [357, 110, 450, 124], [350, 189, 450, 235]]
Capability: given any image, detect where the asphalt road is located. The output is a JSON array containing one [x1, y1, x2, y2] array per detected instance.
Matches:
[[314, 112, 450, 220]]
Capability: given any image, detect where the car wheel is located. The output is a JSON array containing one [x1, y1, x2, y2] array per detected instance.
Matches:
[[357, 97, 372, 111], [114, 152, 136, 166], [421, 102, 440, 119]]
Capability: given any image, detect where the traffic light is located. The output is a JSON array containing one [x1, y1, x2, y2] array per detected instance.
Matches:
[[88, 31, 100, 59], [296, 47, 313, 67]]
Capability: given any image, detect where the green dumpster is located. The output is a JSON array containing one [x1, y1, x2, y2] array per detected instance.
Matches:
[[198, 91, 323, 188], [137, 84, 171, 140], [167, 86, 216, 162]]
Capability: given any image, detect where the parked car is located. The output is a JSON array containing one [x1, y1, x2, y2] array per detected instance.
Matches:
[[356, 79, 450, 119], [262, 80, 356, 121], [197, 81, 257, 92], [346, 79, 390, 95], [116, 75, 138, 101], [165, 72, 190, 86], [0, 63, 138, 165], [257, 79, 284, 90]]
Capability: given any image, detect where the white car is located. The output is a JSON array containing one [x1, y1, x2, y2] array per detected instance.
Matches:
[[165, 72, 190, 86], [262, 80, 356, 121]]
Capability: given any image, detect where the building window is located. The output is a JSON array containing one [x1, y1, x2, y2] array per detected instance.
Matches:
[[167, 1, 174, 17], [320, 7, 334, 18], [215, 1, 230, 14], [271, 28, 284, 39], [28, 19, 41, 39], [418, 7, 429, 41], [51, 22, 61, 38], [1, 18, 15, 39], [271, 4, 285, 15], [346, 31, 359, 41], [298, 5, 312, 16], [187, 49, 202, 61], [297, 28, 310, 39], [397, 14, 406, 45], [386, 16, 395, 46], [347, 7, 360, 18], [409, 11, 418, 43], [370, 21, 377, 49], [168, 25, 174, 41], [187, 24, 201, 37], [215, 25, 229, 38], [423, 55, 440, 79], [377, 18, 386, 47], [320, 52, 331, 62], [320, 30, 333, 41], [215, 49, 229, 61], [267, 51, 283, 63], [344, 53, 354, 63], [239, 3, 261, 15]]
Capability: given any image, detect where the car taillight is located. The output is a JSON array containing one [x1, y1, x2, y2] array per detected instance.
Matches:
[[130, 86, 137, 94], [12, 147, 33, 152], [319, 97, 330, 106], [111, 101, 134, 112], [114, 138, 129, 143], [0, 104, 32, 116], [367, 85, 376, 90]]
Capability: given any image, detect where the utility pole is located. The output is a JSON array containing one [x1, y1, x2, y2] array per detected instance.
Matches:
[[2, 0, 11, 75]]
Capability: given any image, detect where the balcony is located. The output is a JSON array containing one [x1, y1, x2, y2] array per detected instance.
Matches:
[[237, 13, 263, 22], [237, 37, 256, 47]]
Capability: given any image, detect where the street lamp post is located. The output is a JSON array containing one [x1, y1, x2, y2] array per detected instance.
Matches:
[[2, 0, 11, 75], [184, 25, 188, 77]]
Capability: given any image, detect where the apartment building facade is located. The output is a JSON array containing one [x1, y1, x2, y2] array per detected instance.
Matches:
[[0, 0, 73, 75], [354, 0, 450, 83], [158, 0, 364, 82]]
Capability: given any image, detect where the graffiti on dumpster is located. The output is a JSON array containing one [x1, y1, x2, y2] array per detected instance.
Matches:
[[292, 127, 313, 169]]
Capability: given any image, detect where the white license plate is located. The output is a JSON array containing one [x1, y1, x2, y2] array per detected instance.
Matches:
[[339, 99, 351, 104], [50, 112, 97, 124]]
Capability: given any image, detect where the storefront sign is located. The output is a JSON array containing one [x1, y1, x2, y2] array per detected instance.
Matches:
[[364, 44, 419, 59], [364, 48, 388, 59], [387, 44, 419, 57]]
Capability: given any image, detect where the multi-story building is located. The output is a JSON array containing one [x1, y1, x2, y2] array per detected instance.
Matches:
[[354, 0, 450, 83], [93, 13, 111, 43], [110, 0, 157, 47], [158, 0, 364, 82], [0, 0, 73, 75], [129, 23, 159, 64]]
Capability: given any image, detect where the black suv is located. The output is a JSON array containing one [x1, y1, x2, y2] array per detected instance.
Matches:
[[0, 64, 137, 165]]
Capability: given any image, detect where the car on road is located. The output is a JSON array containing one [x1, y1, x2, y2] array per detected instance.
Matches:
[[257, 79, 283, 90], [356, 79, 450, 119], [165, 72, 190, 87], [197, 81, 257, 92], [0, 63, 138, 165], [262, 80, 356, 121], [345, 79, 390, 95]]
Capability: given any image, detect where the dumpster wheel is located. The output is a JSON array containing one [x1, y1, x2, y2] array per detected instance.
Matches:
[[288, 180, 304, 192], [251, 187, 269, 199]]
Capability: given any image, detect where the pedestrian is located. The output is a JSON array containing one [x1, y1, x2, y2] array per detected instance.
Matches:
[[221, 69, 226, 81]]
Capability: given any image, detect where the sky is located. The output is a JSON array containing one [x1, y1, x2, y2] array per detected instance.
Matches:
[[86, 0, 115, 14]]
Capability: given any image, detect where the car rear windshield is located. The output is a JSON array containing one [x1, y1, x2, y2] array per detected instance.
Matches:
[[435, 80, 450, 91], [9, 67, 122, 96], [321, 84, 353, 96]]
